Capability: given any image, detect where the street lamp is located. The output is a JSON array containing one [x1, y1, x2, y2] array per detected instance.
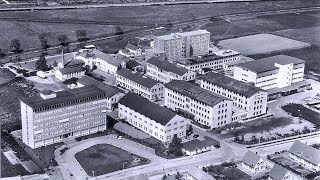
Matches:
[[122, 161, 127, 170]]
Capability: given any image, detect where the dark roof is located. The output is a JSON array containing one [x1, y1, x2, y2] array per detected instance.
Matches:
[[148, 57, 189, 76], [242, 151, 263, 167], [116, 68, 159, 89], [58, 66, 85, 75], [199, 72, 266, 97], [236, 55, 305, 73], [288, 141, 320, 165], [126, 44, 139, 51], [64, 59, 85, 68], [187, 167, 216, 180], [21, 86, 106, 110], [165, 80, 228, 107], [119, 93, 178, 126], [269, 164, 290, 180], [126, 60, 142, 69], [77, 75, 120, 98], [182, 137, 219, 151]]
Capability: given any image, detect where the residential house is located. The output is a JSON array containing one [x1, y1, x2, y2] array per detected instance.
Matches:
[[186, 167, 216, 180], [268, 164, 292, 180], [241, 151, 267, 173]]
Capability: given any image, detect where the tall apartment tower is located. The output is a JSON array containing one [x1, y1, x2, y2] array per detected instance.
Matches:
[[20, 86, 107, 149], [154, 30, 210, 61]]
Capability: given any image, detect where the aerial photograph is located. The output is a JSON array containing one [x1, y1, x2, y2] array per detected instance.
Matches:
[[0, 0, 320, 179]]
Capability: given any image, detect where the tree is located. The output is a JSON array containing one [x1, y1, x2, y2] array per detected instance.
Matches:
[[168, 135, 183, 156], [187, 125, 193, 136], [189, 45, 194, 57], [57, 34, 69, 47], [76, 29, 87, 42], [52, 61, 58, 67], [175, 171, 183, 180], [39, 33, 49, 51], [161, 174, 167, 180], [10, 39, 22, 53], [36, 54, 48, 71], [0, 48, 5, 58], [115, 26, 124, 36]]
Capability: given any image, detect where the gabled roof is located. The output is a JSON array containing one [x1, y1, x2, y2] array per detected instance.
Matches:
[[116, 68, 159, 89], [242, 151, 263, 167], [126, 44, 140, 51], [199, 72, 266, 97], [126, 60, 142, 69], [187, 167, 216, 180], [119, 93, 178, 126], [64, 59, 85, 68], [77, 75, 120, 98], [288, 141, 320, 165], [236, 55, 305, 73], [165, 80, 229, 107], [269, 164, 290, 180], [147, 57, 189, 76], [78, 49, 122, 66], [182, 137, 219, 151], [58, 66, 85, 75]]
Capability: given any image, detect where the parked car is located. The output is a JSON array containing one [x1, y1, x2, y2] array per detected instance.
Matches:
[[117, 136, 123, 140], [193, 134, 199, 138]]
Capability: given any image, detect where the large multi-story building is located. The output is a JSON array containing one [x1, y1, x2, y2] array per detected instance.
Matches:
[[164, 80, 232, 128], [176, 49, 241, 73], [116, 68, 164, 101], [154, 30, 210, 61], [20, 86, 107, 149], [146, 57, 196, 83], [198, 72, 268, 120], [118, 93, 187, 143], [233, 55, 305, 90]]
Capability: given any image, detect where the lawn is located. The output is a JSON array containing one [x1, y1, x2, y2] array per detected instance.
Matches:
[[281, 103, 320, 128], [1, 152, 29, 178], [75, 144, 149, 176]]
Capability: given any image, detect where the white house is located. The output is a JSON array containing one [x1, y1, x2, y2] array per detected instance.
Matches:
[[182, 137, 220, 156], [288, 141, 320, 171], [77, 75, 124, 110], [54, 66, 85, 81], [186, 167, 216, 180], [146, 57, 196, 83], [165, 80, 233, 128], [118, 93, 187, 143], [126, 44, 142, 56], [233, 55, 305, 90], [241, 151, 267, 173], [198, 72, 268, 121], [76, 49, 125, 74], [116, 68, 164, 101], [268, 164, 292, 180]]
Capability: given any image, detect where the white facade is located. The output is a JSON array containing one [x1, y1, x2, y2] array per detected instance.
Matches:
[[234, 55, 305, 90], [177, 49, 241, 73], [146, 59, 196, 83], [198, 73, 268, 120], [154, 30, 210, 61], [288, 153, 320, 171], [241, 158, 266, 174], [55, 69, 85, 81]]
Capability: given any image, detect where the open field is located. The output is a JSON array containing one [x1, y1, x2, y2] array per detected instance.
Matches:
[[75, 144, 148, 176], [218, 33, 310, 55]]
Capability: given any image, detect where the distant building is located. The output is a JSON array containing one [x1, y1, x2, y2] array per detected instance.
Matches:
[[268, 164, 292, 180], [20, 86, 107, 149], [55, 66, 86, 81], [288, 141, 320, 171], [241, 151, 266, 173], [146, 57, 196, 83], [116, 68, 164, 101], [118, 93, 187, 143], [198, 72, 268, 121], [154, 30, 210, 61], [76, 49, 125, 74], [177, 49, 241, 73], [234, 55, 305, 90], [77, 75, 124, 110], [186, 166, 216, 180], [126, 44, 142, 56], [182, 137, 220, 156], [165, 80, 233, 128], [145, 48, 166, 61]]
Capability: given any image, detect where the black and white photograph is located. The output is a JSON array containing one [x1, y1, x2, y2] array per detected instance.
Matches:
[[0, 0, 320, 179]]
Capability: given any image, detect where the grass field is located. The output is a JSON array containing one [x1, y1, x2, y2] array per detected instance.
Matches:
[[75, 144, 148, 176], [282, 103, 320, 128], [1, 152, 30, 178], [218, 33, 310, 55]]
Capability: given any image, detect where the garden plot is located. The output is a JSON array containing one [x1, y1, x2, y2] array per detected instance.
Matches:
[[218, 34, 310, 55]]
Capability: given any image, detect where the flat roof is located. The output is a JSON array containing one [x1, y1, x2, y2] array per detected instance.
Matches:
[[116, 68, 159, 89], [236, 55, 305, 73], [165, 80, 229, 107], [148, 57, 189, 76], [21, 86, 106, 110], [177, 51, 239, 65], [199, 72, 266, 97], [119, 93, 178, 126], [175, 29, 210, 37]]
